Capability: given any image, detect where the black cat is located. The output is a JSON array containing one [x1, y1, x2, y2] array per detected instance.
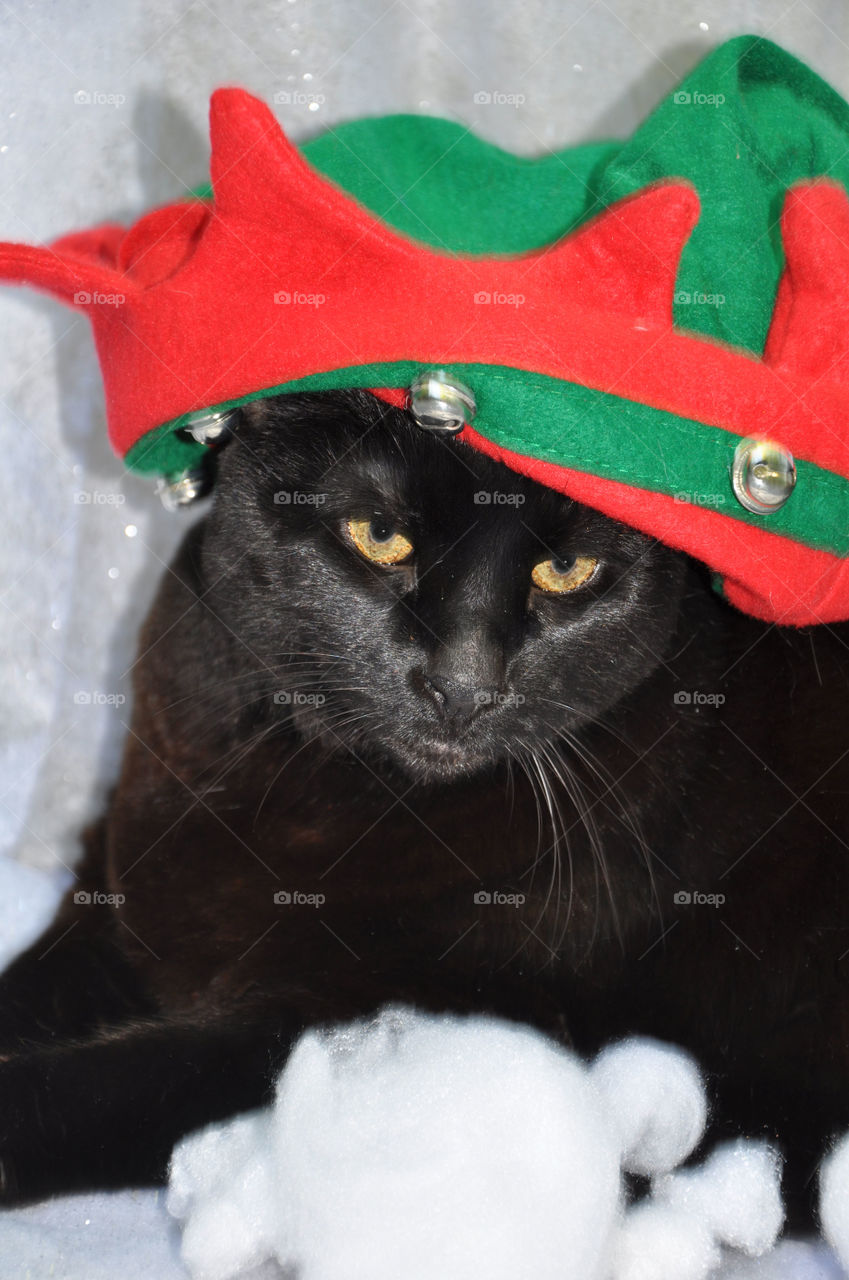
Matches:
[[1, 389, 846, 1226]]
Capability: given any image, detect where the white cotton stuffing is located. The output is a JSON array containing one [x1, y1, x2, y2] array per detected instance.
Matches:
[[653, 1140, 784, 1256], [169, 1111, 278, 1280], [169, 1006, 624, 1280], [166, 1006, 793, 1280], [611, 1202, 721, 1280], [590, 1036, 707, 1175], [608, 1141, 784, 1280], [821, 1131, 849, 1273]]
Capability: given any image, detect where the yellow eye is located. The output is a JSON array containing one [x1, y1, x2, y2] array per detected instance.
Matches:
[[347, 517, 414, 565], [531, 554, 598, 594]]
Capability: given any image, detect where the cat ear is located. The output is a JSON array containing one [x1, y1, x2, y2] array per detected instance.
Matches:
[[764, 180, 849, 379], [521, 182, 700, 327]]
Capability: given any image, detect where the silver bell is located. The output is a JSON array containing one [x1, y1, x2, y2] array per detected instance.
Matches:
[[183, 408, 234, 445], [731, 437, 797, 514], [156, 467, 210, 510], [408, 371, 476, 434]]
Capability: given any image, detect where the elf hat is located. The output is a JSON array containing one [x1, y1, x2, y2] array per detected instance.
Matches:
[[3, 38, 849, 628]]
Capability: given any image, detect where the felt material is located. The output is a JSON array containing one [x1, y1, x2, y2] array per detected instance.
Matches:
[[4, 38, 849, 623], [195, 123, 622, 256], [2, 99, 701, 471]]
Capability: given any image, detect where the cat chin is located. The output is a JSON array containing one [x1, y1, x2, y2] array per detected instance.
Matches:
[[316, 718, 496, 784], [290, 705, 498, 785], [371, 737, 500, 786]]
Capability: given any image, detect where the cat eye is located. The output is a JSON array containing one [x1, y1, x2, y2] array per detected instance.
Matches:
[[346, 517, 414, 566], [531, 554, 598, 594]]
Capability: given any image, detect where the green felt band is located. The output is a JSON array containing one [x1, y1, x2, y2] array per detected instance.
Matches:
[[125, 362, 849, 558]]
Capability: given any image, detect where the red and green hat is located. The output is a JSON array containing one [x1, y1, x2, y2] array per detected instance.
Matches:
[[3, 35, 849, 626]]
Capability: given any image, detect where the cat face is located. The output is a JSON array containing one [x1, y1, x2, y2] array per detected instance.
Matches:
[[200, 391, 690, 783]]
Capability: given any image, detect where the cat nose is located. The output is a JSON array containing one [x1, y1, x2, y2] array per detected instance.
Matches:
[[421, 674, 497, 723]]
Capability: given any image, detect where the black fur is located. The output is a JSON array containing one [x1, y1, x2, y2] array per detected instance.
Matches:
[[1, 389, 847, 1224]]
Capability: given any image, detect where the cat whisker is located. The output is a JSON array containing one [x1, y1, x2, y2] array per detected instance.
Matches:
[[162, 676, 370, 739], [507, 743, 545, 884], [252, 705, 384, 826], [157, 650, 356, 717], [537, 735, 620, 954], [505, 742, 567, 963], [495, 742, 570, 973], [538, 713, 660, 936], [537, 739, 588, 949], [526, 745, 569, 952], [196, 719, 283, 793]]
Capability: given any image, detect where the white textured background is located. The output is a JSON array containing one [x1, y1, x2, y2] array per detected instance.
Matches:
[[0, 3, 848, 1276]]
